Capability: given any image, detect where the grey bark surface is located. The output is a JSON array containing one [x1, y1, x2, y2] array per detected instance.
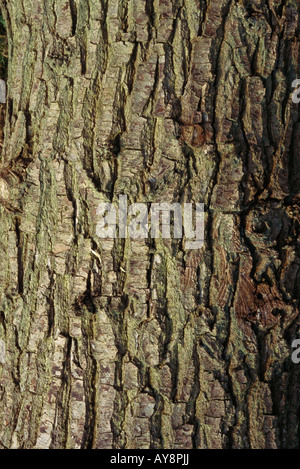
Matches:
[[0, 0, 299, 449]]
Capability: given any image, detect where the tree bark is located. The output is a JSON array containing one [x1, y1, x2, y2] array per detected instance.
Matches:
[[0, 0, 299, 449]]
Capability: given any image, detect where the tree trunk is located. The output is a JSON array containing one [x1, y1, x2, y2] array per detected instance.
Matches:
[[0, 0, 299, 449]]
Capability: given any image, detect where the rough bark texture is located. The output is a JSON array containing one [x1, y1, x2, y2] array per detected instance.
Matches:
[[0, 0, 299, 449]]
